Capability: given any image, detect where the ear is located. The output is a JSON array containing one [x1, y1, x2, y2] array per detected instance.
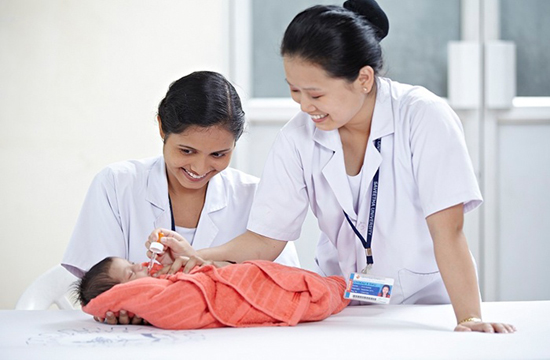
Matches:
[[355, 66, 375, 93], [157, 115, 165, 140]]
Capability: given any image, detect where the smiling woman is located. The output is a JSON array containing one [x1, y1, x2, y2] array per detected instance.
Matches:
[[62, 71, 300, 323]]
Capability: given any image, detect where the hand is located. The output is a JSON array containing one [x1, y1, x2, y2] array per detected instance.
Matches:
[[93, 310, 148, 325], [154, 255, 227, 276], [145, 228, 197, 265], [454, 320, 516, 333]]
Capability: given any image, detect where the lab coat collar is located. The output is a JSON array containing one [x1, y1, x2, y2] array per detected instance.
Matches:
[[147, 156, 169, 211], [313, 77, 395, 221], [193, 172, 227, 249], [146, 157, 171, 230]]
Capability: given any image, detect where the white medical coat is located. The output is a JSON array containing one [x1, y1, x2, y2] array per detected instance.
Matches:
[[248, 78, 482, 304], [62, 156, 299, 277]]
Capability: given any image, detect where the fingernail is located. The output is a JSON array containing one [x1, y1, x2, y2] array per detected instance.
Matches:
[[120, 310, 126, 315], [106, 311, 113, 317]]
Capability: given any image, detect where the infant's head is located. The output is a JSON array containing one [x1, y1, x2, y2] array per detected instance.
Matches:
[[75, 257, 149, 306]]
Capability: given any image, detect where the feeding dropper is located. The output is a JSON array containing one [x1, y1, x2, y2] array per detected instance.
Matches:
[[147, 232, 165, 275]]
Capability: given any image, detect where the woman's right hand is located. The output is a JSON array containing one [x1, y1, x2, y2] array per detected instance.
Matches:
[[145, 228, 198, 265]]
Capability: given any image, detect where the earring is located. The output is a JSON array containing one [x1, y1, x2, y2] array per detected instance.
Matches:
[[363, 87, 369, 93]]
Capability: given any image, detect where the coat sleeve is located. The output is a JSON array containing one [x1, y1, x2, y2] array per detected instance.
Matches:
[[61, 167, 128, 277], [247, 129, 310, 241], [409, 99, 482, 217]]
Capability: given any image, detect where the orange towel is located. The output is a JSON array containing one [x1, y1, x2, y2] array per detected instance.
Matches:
[[83, 260, 349, 329]]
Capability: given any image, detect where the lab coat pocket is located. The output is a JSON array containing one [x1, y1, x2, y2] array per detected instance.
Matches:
[[397, 268, 442, 303]]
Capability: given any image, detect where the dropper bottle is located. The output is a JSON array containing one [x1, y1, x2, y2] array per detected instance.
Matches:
[[147, 232, 164, 275]]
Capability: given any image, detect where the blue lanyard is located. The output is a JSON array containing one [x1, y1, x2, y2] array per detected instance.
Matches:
[[168, 194, 176, 231], [343, 138, 381, 272]]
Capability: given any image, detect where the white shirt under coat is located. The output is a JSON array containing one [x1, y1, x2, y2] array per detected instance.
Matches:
[[247, 77, 482, 304], [62, 156, 299, 277]]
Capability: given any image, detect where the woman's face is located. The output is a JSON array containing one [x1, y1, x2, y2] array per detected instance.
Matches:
[[283, 56, 372, 131], [109, 258, 149, 284], [382, 286, 389, 295], [162, 124, 235, 191]]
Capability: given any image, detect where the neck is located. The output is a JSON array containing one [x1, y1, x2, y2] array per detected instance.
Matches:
[[341, 83, 377, 137]]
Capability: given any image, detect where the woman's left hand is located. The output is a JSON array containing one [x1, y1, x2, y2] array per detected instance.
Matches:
[[454, 321, 516, 333]]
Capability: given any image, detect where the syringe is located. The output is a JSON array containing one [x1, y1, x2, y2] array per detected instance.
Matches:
[[147, 232, 165, 275]]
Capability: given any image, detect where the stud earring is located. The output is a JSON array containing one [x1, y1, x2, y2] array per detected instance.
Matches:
[[363, 87, 368, 93]]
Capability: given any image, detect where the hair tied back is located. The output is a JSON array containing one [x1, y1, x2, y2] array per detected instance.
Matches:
[[343, 0, 389, 41]]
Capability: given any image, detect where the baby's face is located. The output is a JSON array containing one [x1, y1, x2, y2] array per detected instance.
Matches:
[[109, 258, 149, 284]]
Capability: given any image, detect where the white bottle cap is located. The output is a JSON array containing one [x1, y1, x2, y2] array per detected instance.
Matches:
[[149, 241, 164, 254]]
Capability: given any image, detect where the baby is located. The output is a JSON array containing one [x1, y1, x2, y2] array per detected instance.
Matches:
[[75, 256, 349, 329], [76, 256, 226, 306]]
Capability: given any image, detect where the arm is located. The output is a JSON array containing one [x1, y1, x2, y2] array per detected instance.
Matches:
[[197, 230, 287, 263], [427, 204, 515, 333], [148, 228, 287, 274]]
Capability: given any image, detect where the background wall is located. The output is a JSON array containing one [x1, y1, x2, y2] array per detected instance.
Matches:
[[0, 0, 230, 309]]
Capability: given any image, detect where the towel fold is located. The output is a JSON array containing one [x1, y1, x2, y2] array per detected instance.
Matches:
[[83, 260, 349, 329]]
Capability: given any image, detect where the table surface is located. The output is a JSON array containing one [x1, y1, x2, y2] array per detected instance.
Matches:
[[1, 301, 549, 360]]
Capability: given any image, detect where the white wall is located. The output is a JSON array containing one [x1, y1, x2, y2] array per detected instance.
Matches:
[[0, 0, 230, 309]]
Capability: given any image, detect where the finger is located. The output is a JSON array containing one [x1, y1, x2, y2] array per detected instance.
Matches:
[[492, 323, 508, 333], [93, 316, 105, 323], [168, 257, 187, 275], [131, 315, 143, 325], [105, 311, 118, 325], [183, 257, 198, 273], [454, 324, 472, 332], [118, 310, 130, 325], [477, 323, 495, 333], [161, 236, 187, 254], [154, 264, 171, 277]]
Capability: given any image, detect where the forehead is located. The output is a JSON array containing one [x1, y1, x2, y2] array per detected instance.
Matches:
[[169, 125, 235, 146], [108, 258, 131, 276], [283, 56, 344, 88]]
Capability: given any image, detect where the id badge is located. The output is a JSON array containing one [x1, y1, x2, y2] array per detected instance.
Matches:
[[344, 272, 395, 304]]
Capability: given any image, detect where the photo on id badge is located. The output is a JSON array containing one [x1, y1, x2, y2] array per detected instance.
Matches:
[[344, 273, 394, 304]]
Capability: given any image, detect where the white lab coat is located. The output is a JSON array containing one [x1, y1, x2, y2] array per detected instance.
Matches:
[[248, 77, 482, 304], [62, 156, 299, 277]]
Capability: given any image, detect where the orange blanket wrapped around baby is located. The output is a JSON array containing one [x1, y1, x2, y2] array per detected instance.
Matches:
[[83, 260, 349, 329]]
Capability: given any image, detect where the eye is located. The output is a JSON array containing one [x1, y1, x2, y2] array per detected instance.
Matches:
[[311, 95, 322, 99], [211, 152, 226, 158], [180, 148, 193, 155]]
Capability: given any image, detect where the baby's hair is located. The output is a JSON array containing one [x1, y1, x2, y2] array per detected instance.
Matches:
[[73, 257, 119, 306]]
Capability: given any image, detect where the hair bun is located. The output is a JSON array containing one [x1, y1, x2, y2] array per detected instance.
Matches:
[[343, 0, 389, 41]]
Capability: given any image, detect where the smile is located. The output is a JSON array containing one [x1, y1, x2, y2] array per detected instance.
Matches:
[[310, 113, 328, 122], [183, 168, 209, 180]]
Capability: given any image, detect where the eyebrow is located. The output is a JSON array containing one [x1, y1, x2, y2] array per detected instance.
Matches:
[[285, 79, 322, 91], [177, 145, 233, 154]]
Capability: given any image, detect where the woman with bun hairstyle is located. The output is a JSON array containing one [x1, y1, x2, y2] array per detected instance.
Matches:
[[151, 2, 514, 333], [63, 71, 299, 324]]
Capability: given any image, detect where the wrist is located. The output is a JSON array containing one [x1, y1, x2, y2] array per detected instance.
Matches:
[[458, 317, 482, 325]]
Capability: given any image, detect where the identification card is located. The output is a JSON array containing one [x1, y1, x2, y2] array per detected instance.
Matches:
[[344, 272, 395, 304]]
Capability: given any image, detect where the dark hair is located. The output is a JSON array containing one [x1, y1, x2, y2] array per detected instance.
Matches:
[[281, 0, 389, 82], [74, 257, 119, 306], [157, 71, 245, 141]]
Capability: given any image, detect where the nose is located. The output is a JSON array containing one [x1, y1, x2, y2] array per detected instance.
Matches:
[[189, 156, 210, 175], [299, 96, 315, 113]]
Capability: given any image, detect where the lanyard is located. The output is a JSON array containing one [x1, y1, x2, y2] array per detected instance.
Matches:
[[343, 138, 381, 274], [168, 194, 176, 231]]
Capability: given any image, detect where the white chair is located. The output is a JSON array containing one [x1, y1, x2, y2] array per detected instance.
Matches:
[[16, 265, 79, 310]]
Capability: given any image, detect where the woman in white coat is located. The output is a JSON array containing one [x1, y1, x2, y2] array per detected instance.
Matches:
[[62, 71, 299, 322], [154, 2, 514, 333]]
